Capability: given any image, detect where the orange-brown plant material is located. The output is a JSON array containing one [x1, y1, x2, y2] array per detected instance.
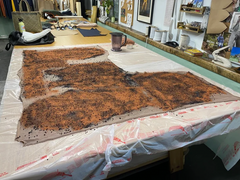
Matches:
[[19, 47, 228, 137], [22, 47, 105, 98], [131, 72, 225, 110]]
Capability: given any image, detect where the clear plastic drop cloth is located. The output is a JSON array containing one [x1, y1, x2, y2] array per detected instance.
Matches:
[[0, 43, 240, 180]]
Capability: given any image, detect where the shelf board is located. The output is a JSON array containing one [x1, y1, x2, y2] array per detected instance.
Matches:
[[177, 22, 203, 33], [180, 5, 206, 15], [177, 27, 203, 33], [180, 10, 203, 15]]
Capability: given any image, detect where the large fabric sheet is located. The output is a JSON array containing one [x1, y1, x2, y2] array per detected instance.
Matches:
[[1, 43, 240, 179], [14, 46, 240, 146]]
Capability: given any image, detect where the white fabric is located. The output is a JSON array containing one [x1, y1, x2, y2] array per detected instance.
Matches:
[[22, 29, 51, 43], [76, 23, 97, 27]]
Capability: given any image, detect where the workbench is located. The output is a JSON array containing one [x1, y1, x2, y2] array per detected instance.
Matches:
[[0, 18, 240, 180]]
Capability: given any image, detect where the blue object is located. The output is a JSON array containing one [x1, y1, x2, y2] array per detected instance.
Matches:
[[77, 28, 107, 37], [217, 34, 224, 48]]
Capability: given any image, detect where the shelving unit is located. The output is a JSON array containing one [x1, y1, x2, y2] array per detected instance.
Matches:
[[180, 5, 206, 15], [177, 22, 203, 33]]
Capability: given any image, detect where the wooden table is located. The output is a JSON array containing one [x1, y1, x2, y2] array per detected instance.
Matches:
[[15, 17, 112, 48], [13, 18, 186, 178]]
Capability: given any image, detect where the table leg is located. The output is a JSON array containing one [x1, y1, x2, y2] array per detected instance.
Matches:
[[168, 148, 184, 173]]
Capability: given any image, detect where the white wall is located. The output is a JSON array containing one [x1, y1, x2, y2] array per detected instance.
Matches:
[[119, 0, 212, 50]]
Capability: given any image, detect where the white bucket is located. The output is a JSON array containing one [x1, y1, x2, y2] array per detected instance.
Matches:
[[179, 34, 190, 48], [149, 26, 158, 39], [153, 30, 163, 41], [161, 31, 168, 43]]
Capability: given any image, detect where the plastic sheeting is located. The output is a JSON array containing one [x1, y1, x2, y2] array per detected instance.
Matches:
[[1, 43, 240, 180], [205, 128, 240, 171]]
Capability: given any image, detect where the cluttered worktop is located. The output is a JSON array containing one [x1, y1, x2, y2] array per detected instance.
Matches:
[[1, 15, 239, 179], [102, 20, 240, 84], [2, 39, 240, 179], [14, 17, 111, 48], [15, 16, 240, 85], [1, 0, 240, 179]]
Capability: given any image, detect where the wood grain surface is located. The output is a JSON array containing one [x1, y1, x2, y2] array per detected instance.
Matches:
[[15, 18, 111, 48]]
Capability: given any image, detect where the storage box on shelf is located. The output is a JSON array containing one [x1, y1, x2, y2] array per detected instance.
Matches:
[[180, 5, 206, 15], [177, 22, 203, 33]]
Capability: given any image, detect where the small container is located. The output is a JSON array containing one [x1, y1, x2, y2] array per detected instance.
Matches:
[[111, 17, 115, 23], [145, 26, 149, 36], [186, 23, 191, 29], [153, 30, 163, 42], [110, 32, 127, 51], [187, 3, 193, 7], [149, 26, 158, 39], [161, 30, 168, 43], [225, 48, 231, 59], [19, 18, 26, 33], [126, 44, 133, 49], [179, 34, 190, 49]]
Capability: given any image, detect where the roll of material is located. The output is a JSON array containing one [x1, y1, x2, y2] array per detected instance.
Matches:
[[149, 26, 158, 39], [91, 5, 97, 23], [60, 0, 64, 11], [99, 6, 104, 17], [70, 0, 76, 14], [145, 26, 150, 36], [153, 30, 163, 41], [179, 34, 190, 48], [76, 2, 82, 16], [161, 30, 168, 43]]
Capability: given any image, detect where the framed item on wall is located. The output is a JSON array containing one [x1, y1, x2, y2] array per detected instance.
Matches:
[[137, 0, 154, 24], [120, 0, 134, 27], [193, 0, 203, 8]]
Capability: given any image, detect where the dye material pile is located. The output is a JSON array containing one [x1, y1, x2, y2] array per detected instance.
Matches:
[[15, 46, 239, 145]]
